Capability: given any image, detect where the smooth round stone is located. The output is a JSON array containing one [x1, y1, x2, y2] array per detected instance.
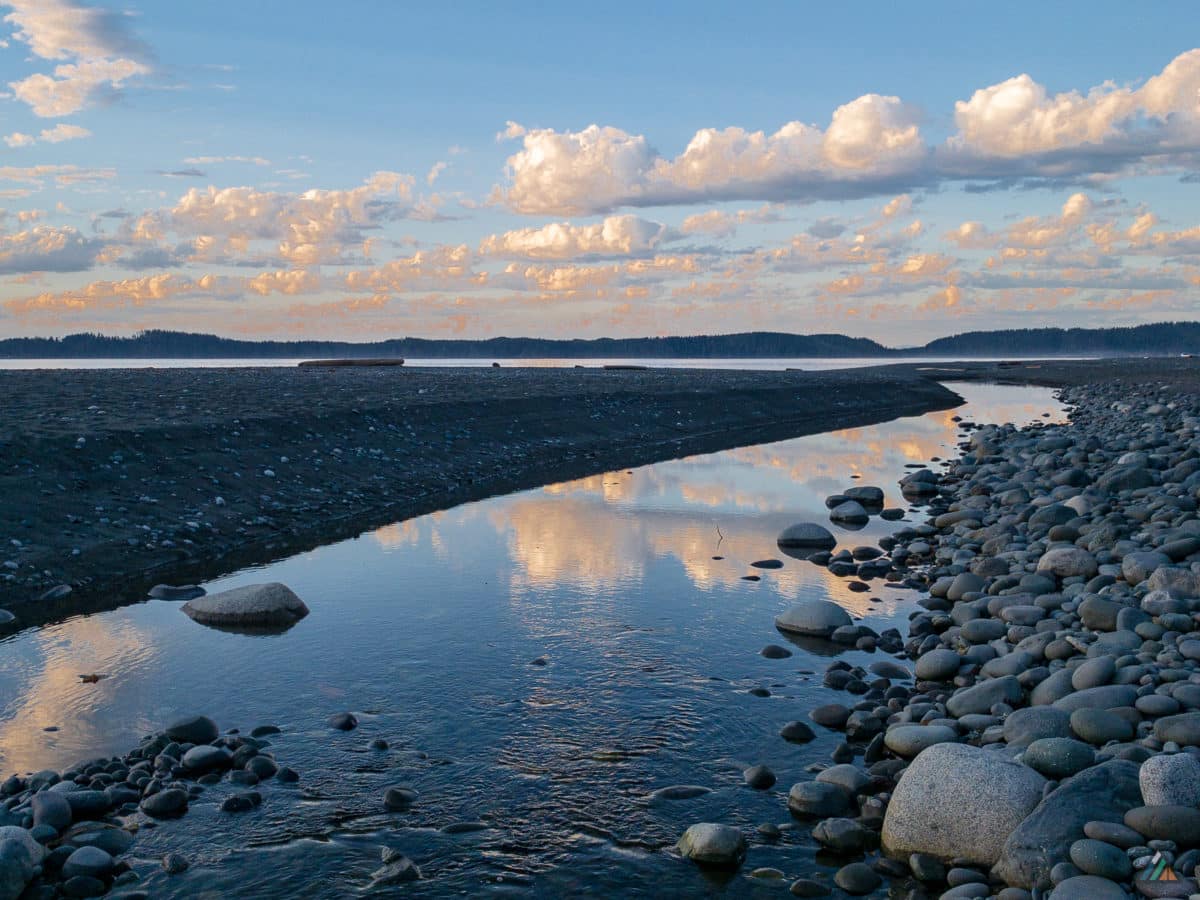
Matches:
[[1140, 753, 1200, 807], [676, 823, 746, 868], [62, 846, 114, 880], [751, 559, 784, 570], [833, 862, 881, 895], [830, 501, 870, 525], [780, 721, 816, 743], [1051, 874, 1128, 899], [884, 724, 959, 757], [761, 644, 793, 659], [1004, 707, 1072, 747], [916, 648, 962, 681], [870, 660, 911, 680], [909, 853, 946, 881], [182, 745, 232, 773], [744, 765, 776, 790], [1154, 713, 1200, 746], [810, 704, 851, 729], [946, 866, 987, 886], [328, 712, 358, 731], [1083, 820, 1145, 849], [962, 619, 1007, 643], [1071, 708, 1135, 745], [778, 523, 838, 549], [244, 756, 278, 779], [775, 600, 853, 638], [788, 878, 832, 897], [815, 765, 870, 795], [383, 787, 418, 810], [811, 817, 872, 851], [787, 782, 850, 817], [1138, 694, 1183, 717], [1072, 657, 1116, 691], [164, 715, 219, 745], [1069, 838, 1132, 880], [1125, 806, 1200, 844], [31, 792, 72, 830], [162, 852, 190, 874], [1023, 738, 1095, 778], [139, 788, 188, 818]]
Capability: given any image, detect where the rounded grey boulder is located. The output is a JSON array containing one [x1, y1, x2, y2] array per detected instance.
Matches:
[[1139, 752, 1200, 807], [777, 523, 837, 549], [164, 715, 218, 745], [774, 599, 852, 638], [676, 823, 746, 868], [915, 648, 961, 681], [1036, 548, 1098, 579], [182, 582, 309, 627], [882, 743, 1046, 865], [884, 724, 959, 757], [829, 500, 869, 525]]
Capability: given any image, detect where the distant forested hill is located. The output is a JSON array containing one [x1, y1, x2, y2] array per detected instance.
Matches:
[[0, 330, 885, 358], [920, 322, 1200, 355], [0, 322, 1196, 358]]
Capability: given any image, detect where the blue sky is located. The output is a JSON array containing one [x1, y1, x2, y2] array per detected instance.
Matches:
[[0, 1, 1197, 343]]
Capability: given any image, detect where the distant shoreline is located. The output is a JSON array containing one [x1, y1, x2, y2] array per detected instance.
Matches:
[[0, 321, 1195, 360]]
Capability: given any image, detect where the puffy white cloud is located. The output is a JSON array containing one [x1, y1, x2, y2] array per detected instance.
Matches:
[[946, 49, 1200, 174], [499, 97, 925, 215], [4, 0, 152, 117], [497, 51, 1200, 215], [0, 224, 102, 273], [479, 214, 668, 259], [3, 132, 35, 148], [135, 171, 417, 265], [680, 204, 785, 238]]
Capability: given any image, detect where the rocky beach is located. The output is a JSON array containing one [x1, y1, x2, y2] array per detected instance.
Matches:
[[2, 357, 1200, 898]]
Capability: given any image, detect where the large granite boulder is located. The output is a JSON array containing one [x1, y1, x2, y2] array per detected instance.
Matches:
[[882, 743, 1045, 866]]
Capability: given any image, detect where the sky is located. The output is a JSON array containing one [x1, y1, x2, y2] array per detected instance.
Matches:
[[0, 1, 1198, 345]]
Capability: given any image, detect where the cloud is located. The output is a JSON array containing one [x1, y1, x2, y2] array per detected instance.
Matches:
[[496, 51, 1200, 215], [498, 96, 924, 215], [4, 272, 218, 315], [132, 170, 417, 266], [680, 204, 785, 238], [0, 163, 116, 187], [0, 224, 102, 274], [156, 168, 206, 178], [38, 122, 90, 142], [182, 155, 271, 166], [479, 214, 669, 259], [4, 0, 153, 116], [426, 161, 448, 185], [3, 132, 35, 148]]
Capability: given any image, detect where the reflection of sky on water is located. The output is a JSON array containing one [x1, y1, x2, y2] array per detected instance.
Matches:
[[0, 382, 1064, 874]]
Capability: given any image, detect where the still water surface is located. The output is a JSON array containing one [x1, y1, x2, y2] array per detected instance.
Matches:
[[0, 383, 1065, 897]]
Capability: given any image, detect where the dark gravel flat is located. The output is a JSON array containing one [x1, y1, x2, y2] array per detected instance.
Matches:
[[0, 365, 960, 617]]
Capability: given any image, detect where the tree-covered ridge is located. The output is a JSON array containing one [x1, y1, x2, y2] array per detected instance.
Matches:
[[0, 322, 1196, 358]]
